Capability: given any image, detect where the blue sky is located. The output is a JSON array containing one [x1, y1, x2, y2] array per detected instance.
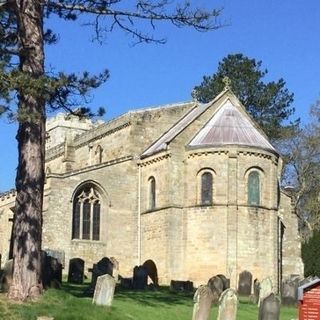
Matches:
[[0, 0, 319, 192]]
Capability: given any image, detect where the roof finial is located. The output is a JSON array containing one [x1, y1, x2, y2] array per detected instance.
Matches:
[[222, 76, 231, 90]]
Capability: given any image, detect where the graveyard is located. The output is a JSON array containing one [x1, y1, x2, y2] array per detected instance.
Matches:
[[0, 281, 298, 320]]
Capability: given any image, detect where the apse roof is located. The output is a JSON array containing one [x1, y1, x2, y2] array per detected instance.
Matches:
[[141, 90, 278, 158], [188, 99, 277, 154]]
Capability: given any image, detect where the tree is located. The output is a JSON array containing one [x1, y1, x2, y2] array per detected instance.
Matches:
[[280, 101, 320, 235], [192, 53, 295, 140], [0, 0, 224, 301], [302, 229, 320, 277]]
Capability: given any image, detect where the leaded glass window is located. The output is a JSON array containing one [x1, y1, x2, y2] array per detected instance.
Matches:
[[72, 185, 101, 240], [201, 172, 213, 205], [248, 171, 260, 206]]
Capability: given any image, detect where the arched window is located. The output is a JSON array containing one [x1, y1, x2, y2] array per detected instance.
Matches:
[[149, 177, 156, 210], [248, 171, 260, 206], [201, 172, 213, 205], [72, 185, 101, 240]]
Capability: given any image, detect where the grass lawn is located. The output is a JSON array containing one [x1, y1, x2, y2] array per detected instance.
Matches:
[[0, 282, 298, 320]]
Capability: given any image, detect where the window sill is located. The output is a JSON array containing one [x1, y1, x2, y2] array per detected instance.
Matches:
[[71, 239, 106, 246]]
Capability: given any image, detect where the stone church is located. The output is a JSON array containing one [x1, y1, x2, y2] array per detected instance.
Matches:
[[0, 87, 304, 290]]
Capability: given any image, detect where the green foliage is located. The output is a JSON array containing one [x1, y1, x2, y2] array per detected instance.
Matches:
[[302, 230, 320, 277], [192, 53, 295, 140], [0, 283, 297, 320]]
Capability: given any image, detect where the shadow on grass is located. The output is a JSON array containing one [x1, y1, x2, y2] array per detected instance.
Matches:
[[60, 282, 194, 307]]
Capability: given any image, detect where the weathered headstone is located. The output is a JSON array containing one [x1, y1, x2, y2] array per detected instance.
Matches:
[[143, 259, 159, 287], [258, 293, 280, 320], [170, 280, 194, 292], [133, 265, 148, 290], [217, 274, 230, 290], [217, 288, 238, 320], [281, 279, 298, 305], [238, 270, 252, 296], [192, 285, 214, 320], [0, 259, 13, 292], [42, 252, 62, 289], [258, 277, 273, 307], [90, 257, 114, 291], [110, 257, 119, 282], [207, 275, 224, 302], [44, 249, 65, 268], [251, 278, 260, 304], [120, 277, 133, 289], [92, 274, 116, 306], [68, 258, 84, 284]]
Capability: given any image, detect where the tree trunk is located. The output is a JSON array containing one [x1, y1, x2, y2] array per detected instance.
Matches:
[[8, 0, 45, 301]]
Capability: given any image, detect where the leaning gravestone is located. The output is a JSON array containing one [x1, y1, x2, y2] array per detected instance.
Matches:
[[238, 270, 252, 296], [192, 285, 214, 320], [217, 274, 230, 291], [207, 275, 224, 303], [217, 288, 238, 320], [92, 274, 116, 306], [0, 259, 13, 292], [132, 265, 148, 290], [143, 259, 159, 287], [258, 277, 273, 307], [258, 293, 280, 320], [68, 258, 84, 284]]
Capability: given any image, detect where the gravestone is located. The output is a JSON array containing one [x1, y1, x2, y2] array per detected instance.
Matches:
[[42, 252, 62, 289], [258, 277, 273, 307], [90, 257, 114, 291], [207, 275, 224, 302], [252, 278, 260, 304], [192, 285, 214, 320], [217, 288, 238, 320], [258, 293, 280, 320], [0, 259, 13, 292], [238, 270, 252, 295], [170, 280, 194, 292], [110, 257, 119, 282], [44, 249, 65, 268], [281, 279, 298, 305], [120, 277, 133, 289], [217, 274, 230, 291], [68, 258, 84, 284], [132, 265, 148, 290], [92, 274, 116, 306], [143, 259, 159, 287]]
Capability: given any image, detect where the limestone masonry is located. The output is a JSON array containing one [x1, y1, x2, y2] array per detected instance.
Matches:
[[0, 89, 304, 291]]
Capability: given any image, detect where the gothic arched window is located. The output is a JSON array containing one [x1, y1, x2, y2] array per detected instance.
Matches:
[[248, 171, 260, 206], [72, 185, 101, 240], [201, 172, 213, 205], [149, 177, 156, 210]]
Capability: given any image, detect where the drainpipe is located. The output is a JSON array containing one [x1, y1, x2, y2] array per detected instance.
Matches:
[[138, 163, 141, 265]]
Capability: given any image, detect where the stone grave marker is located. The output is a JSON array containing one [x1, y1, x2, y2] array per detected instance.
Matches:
[[238, 270, 252, 295], [217, 274, 230, 290], [143, 259, 159, 287], [281, 279, 298, 305], [258, 277, 273, 307], [192, 285, 214, 320], [110, 257, 119, 282], [207, 275, 224, 303], [42, 253, 62, 289], [120, 277, 133, 289], [90, 257, 114, 291], [252, 278, 260, 304], [0, 259, 13, 292], [68, 258, 84, 284], [170, 280, 194, 292], [258, 293, 280, 320], [133, 265, 148, 290], [217, 288, 238, 320], [92, 274, 116, 307]]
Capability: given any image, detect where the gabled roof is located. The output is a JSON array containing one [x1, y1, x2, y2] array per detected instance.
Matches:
[[141, 89, 278, 158], [188, 98, 277, 154]]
